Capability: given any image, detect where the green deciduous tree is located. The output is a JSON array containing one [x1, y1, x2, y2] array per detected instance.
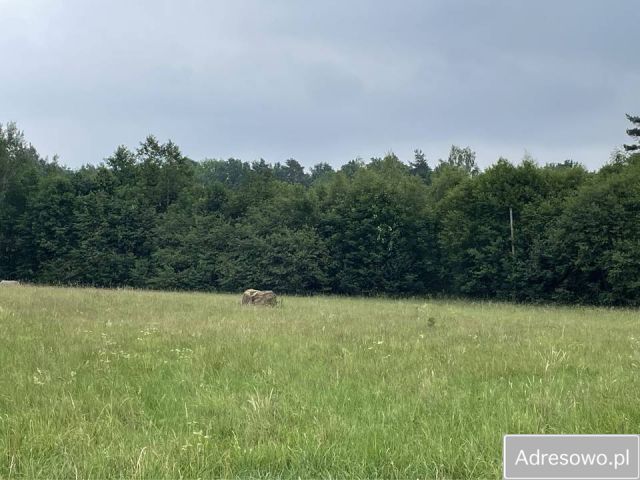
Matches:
[[2, 122, 639, 306]]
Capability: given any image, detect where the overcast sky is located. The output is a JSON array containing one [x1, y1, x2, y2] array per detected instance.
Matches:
[[1, 0, 638, 170]]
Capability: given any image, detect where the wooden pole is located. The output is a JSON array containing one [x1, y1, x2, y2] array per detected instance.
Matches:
[[509, 207, 515, 257]]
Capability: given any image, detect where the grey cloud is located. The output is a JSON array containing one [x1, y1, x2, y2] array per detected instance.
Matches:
[[0, 0, 637, 169]]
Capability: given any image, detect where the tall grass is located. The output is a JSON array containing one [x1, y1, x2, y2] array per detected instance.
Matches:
[[0, 286, 638, 478]]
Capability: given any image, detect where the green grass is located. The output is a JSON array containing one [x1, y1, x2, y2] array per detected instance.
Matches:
[[0, 286, 638, 478]]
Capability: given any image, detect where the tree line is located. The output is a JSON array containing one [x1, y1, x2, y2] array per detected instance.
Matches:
[[1, 121, 639, 305]]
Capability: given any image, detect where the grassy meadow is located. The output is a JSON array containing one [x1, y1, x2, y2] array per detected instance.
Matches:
[[0, 285, 639, 478]]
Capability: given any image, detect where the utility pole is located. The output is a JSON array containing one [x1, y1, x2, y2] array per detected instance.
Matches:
[[509, 207, 515, 257]]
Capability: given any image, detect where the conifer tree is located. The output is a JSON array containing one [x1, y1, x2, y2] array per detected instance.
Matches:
[[624, 113, 640, 151]]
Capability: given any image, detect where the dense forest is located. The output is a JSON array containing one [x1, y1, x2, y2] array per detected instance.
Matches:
[[1, 121, 639, 305]]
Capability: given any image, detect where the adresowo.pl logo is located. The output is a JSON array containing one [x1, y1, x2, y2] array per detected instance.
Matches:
[[503, 435, 640, 480]]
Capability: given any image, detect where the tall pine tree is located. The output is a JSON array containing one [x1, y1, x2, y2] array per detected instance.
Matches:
[[624, 113, 640, 151]]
